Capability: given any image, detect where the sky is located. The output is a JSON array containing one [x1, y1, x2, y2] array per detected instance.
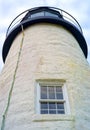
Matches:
[[0, 0, 90, 72]]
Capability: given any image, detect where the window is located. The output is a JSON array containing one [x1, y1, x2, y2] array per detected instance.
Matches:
[[36, 81, 70, 115], [31, 11, 44, 18], [45, 11, 59, 18]]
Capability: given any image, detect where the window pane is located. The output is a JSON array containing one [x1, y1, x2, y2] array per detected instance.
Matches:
[[57, 103, 64, 109], [41, 86, 47, 99], [49, 110, 56, 114], [57, 110, 65, 114], [48, 86, 55, 99], [56, 93, 63, 99], [49, 102, 56, 109], [31, 12, 44, 18], [41, 110, 48, 114], [56, 86, 62, 92], [45, 11, 58, 18], [41, 102, 48, 109]]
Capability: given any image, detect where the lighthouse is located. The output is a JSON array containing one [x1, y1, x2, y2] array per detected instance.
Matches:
[[0, 6, 90, 130]]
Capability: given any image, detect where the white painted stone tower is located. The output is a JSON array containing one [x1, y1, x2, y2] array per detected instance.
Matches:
[[0, 7, 90, 130]]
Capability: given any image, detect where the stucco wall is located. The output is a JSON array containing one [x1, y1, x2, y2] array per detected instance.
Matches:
[[0, 23, 90, 130]]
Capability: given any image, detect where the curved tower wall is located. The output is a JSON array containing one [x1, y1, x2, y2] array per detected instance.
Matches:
[[0, 23, 90, 130]]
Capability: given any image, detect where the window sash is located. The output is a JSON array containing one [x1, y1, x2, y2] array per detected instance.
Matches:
[[40, 102, 65, 114], [40, 85, 64, 100]]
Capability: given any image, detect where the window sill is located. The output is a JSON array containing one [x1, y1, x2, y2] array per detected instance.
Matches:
[[32, 114, 75, 122]]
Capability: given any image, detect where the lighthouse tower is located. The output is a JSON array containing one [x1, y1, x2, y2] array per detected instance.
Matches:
[[0, 7, 90, 130]]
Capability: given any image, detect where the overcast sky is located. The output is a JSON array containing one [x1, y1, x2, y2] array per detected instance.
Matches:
[[0, 0, 90, 72]]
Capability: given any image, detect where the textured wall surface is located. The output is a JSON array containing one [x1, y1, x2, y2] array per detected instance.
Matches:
[[0, 23, 90, 130]]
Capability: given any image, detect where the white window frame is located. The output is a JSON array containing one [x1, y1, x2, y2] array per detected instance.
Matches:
[[36, 81, 70, 115]]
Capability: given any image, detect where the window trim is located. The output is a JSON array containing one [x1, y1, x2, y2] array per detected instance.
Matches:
[[36, 81, 70, 115]]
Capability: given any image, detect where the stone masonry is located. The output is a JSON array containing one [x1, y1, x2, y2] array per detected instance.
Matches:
[[0, 23, 90, 130]]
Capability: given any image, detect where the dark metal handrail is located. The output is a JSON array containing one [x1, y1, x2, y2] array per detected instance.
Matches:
[[6, 6, 83, 37]]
